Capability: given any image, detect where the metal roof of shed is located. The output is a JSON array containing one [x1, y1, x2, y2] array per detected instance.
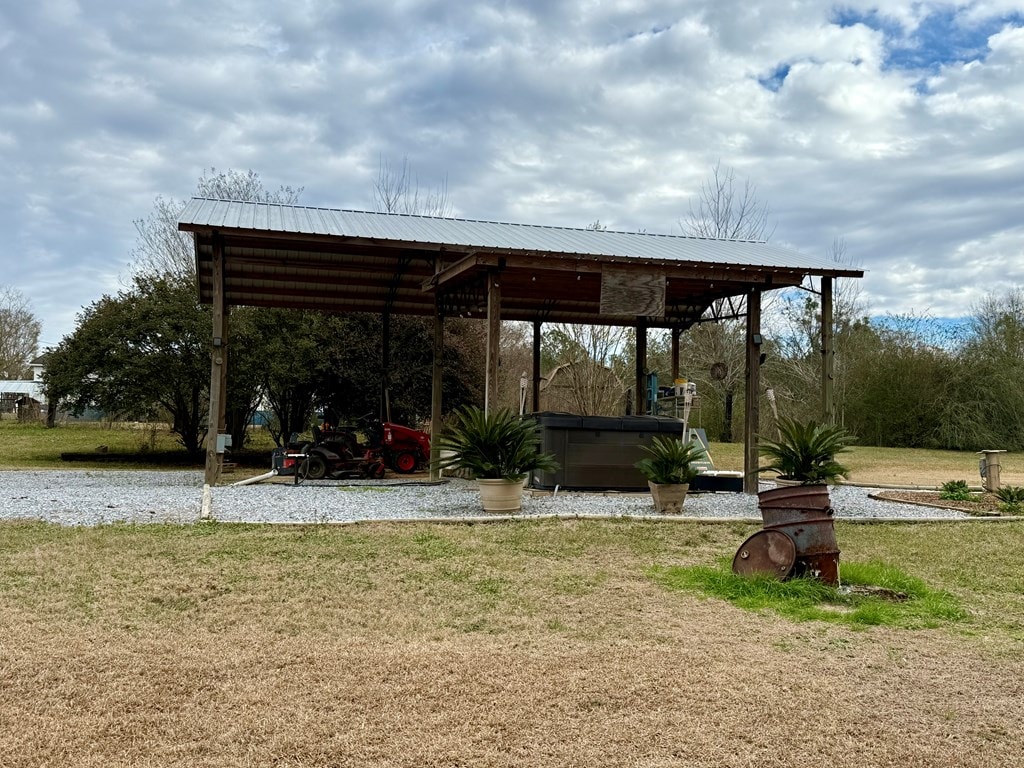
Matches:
[[179, 198, 863, 328], [181, 198, 855, 273]]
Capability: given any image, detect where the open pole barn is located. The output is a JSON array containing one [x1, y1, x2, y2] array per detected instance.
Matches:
[[178, 198, 862, 491]]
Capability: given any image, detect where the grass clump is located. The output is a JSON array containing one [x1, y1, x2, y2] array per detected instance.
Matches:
[[650, 558, 966, 630]]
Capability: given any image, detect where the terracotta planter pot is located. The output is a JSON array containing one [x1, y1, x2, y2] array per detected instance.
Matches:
[[477, 478, 525, 513], [648, 481, 689, 514]]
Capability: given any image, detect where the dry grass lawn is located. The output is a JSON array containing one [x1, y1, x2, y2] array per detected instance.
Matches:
[[2, 519, 1023, 767], [705, 441, 1024, 488]]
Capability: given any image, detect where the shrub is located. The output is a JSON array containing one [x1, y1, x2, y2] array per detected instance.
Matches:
[[939, 479, 972, 501], [995, 485, 1024, 515]]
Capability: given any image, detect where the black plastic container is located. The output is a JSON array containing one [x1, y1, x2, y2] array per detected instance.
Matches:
[[530, 412, 685, 491]]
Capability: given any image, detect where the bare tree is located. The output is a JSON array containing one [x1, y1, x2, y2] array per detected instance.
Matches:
[[0, 286, 41, 379], [373, 156, 452, 217], [129, 168, 303, 282], [676, 162, 777, 438], [768, 237, 868, 424], [542, 324, 631, 416], [681, 160, 775, 241]]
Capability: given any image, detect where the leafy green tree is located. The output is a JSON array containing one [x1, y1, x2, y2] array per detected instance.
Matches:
[[128, 168, 305, 447], [245, 309, 336, 445], [840, 315, 952, 448], [319, 314, 485, 427], [44, 277, 210, 456], [223, 306, 268, 449]]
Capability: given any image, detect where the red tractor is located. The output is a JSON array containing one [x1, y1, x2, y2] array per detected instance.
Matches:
[[271, 415, 431, 481], [379, 420, 432, 474], [320, 415, 431, 475]]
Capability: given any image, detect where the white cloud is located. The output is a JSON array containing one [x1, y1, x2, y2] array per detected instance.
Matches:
[[0, 0, 1022, 344]]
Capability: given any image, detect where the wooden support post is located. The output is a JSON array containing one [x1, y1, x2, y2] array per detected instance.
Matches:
[[532, 320, 542, 413], [821, 276, 835, 425], [743, 290, 762, 494], [484, 272, 501, 414], [219, 306, 229, 435], [429, 299, 444, 482], [381, 311, 392, 422], [204, 236, 226, 489], [671, 327, 681, 381], [635, 321, 648, 415]]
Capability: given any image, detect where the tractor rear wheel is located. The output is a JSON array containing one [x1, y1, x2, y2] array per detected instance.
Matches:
[[392, 451, 418, 474]]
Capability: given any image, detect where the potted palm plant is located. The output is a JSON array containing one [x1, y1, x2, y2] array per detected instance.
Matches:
[[759, 417, 853, 486], [635, 435, 704, 514], [433, 406, 559, 513]]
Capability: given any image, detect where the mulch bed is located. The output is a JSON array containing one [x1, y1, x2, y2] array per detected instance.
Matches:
[[872, 489, 1007, 516]]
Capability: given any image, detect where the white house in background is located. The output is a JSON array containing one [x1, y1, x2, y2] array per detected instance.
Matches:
[[0, 357, 47, 418]]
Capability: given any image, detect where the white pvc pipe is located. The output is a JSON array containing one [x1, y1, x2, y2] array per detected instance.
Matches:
[[230, 469, 279, 487]]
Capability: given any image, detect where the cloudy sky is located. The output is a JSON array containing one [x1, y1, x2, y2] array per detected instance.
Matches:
[[3, 0, 1023, 347]]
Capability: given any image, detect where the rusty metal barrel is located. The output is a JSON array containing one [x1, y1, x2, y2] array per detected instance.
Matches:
[[757, 485, 840, 585]]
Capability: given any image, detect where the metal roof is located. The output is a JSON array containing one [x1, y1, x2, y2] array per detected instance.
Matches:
[[0, 381, 44, 397], [179, 198, 858, 274], [179, 198, 863, 328]]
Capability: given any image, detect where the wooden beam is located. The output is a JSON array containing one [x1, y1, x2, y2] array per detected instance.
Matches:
[[635, 321, 648, 415], [484, 272, 501, 414], [381, 312, 391, 421], [204, 236, 227, 492], [532, 320, 542, 413], [429, 296, 444, 482], [424, 252, 815, 290], [219, 306, 229, 437], [821, 276, 835, 425], [671, 327, 681, 381], [422, 253, 482, 291], [743, 290, 762, 494]]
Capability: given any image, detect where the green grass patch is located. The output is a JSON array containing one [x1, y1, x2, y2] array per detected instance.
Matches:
[[649, 558, 966, 629], [0, 419, 279, 469]]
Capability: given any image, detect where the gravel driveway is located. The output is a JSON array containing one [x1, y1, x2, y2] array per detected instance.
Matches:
[[0, 470, 970, 526]]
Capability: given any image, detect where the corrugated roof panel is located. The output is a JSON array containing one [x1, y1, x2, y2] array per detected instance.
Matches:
[[178, 198, 860, 274]]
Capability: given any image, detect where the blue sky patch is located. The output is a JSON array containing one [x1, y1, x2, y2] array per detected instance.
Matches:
[[831, 6, 1024, 71], [758, 63, 791, 91]]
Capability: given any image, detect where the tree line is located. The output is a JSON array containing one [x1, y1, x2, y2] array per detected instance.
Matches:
[[18, 164, 1024, 457], [40, 168, 485, 458]]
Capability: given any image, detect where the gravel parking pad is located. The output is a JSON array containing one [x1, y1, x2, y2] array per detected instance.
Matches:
[[0, 470, 969, 525]]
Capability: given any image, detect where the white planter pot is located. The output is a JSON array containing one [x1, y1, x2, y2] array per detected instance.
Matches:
[[648, 481, 689, 514], [478, 478, 525, 513]]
